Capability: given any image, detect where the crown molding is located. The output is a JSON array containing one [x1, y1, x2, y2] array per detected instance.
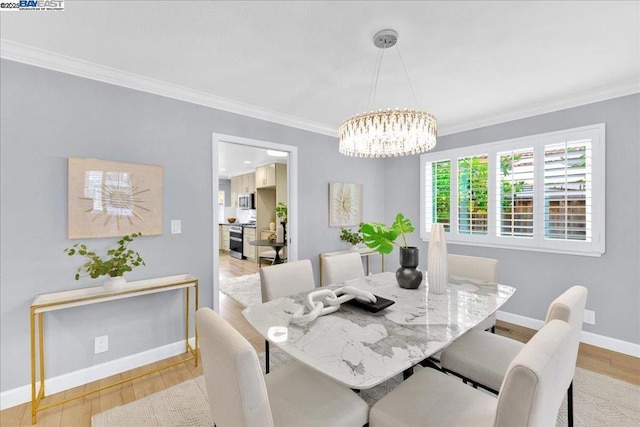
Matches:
[[438, 80, 640, 136], [0, 40, 337, 137], [2, 40, 637, 139]]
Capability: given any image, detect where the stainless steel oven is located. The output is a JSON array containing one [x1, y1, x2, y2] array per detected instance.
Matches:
[[229, 225, 244, 259]]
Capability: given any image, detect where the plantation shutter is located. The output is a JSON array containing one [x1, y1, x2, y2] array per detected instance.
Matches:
[[497, 148, 534, 238], [543, 139, 592, 241], [424, 160, 451, 232], [457, 155, 488, 236]]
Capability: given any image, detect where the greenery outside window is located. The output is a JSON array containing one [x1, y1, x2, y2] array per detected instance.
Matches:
[[420, 123, 605, 256]]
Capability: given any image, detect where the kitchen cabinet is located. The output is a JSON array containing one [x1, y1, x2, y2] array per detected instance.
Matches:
[[255, 163, 287, 247], [255, 164, 276, 188], [240, 173, 255, 193], [230, 177, 239, 207], [220, 225, 230, 251], [231, 173, 256, 207], [243, 227, 256, 260]]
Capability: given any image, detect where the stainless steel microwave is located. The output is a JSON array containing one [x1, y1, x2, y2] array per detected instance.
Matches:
[[238, 193, 255, 209]]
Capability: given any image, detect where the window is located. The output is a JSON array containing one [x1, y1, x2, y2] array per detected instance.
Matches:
[[497, 148, 534, 238], [458, 154, 489, 236], [424, 160, 451, 231], [420, 124, 605, 256], [217, 190, 225, 223]]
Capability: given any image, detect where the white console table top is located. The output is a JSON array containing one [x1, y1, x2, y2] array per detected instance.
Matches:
[[32, 274, 198, 313]]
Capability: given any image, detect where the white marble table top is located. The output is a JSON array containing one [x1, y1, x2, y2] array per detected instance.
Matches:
[[242, 272, 515, 389]]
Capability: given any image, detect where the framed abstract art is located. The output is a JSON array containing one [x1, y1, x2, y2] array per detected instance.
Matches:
[[68, 157, 164, 239], [328, 182, 363, 227]]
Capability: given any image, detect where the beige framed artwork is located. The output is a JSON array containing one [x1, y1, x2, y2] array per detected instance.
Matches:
[[329, 182, 363, 227], [68, 157, 164, 239]]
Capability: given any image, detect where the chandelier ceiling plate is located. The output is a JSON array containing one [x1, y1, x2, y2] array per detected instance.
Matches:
[[373, 29, 398, 49]]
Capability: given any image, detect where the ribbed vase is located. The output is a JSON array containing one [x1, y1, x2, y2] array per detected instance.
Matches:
[[427, 224, 448, 294]]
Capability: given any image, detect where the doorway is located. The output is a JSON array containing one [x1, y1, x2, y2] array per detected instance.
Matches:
[[211, 133, 298, 312]]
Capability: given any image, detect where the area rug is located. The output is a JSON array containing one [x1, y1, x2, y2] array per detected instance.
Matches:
[[92, 349, 640, 427], [219, 273, 261, 308]]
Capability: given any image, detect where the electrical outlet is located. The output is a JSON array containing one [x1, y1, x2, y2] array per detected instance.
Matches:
[[583, 309, 596, 325], [94, 335, 108, 354], [171, 220, 182, 234]]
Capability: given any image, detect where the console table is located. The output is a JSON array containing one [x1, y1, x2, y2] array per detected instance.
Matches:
[[29, 274, 199, 424]]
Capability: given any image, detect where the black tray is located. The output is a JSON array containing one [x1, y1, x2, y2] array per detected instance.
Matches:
[[346, 295, 395, 313]]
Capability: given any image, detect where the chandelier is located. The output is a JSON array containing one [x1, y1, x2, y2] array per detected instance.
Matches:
[[338, 29, 437, 158]]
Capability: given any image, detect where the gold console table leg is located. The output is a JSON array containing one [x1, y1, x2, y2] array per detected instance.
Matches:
[[29, 276, 199, 424]]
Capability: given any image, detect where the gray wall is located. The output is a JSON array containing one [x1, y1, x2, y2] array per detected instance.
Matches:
[[0, 59, 385, 392], [384, 94, 640, 344], [218, 179, 231, 206]]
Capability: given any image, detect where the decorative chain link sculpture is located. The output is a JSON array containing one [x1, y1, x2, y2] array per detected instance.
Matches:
[[291, 286, 377, 325]]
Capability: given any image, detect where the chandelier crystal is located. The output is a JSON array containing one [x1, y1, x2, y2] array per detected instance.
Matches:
[[338, 108, 437, 158], [338, 29, 437, 158]]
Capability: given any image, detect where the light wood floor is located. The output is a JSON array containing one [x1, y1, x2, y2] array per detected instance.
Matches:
[[2, 252, 638, 426]]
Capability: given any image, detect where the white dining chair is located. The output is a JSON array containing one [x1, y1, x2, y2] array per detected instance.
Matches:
[[259, 247, 288, 265], [448, 253, 499, 332], [321, 252, 365, 286], [196, 308, 369, 427], [440, 285, 588, 427], [370, 319, 574, 427], [259, 259, 315, 373]]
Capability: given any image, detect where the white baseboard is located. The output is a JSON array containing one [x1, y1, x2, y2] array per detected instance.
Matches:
[[497, 311, 640, 358], [0, 337, 196, 411]]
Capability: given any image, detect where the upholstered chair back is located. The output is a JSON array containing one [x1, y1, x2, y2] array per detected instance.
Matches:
[[260, 259, 315, 303], [544, 285, 588, 386], [196, 307, 274, 427], [448, 254, 498, 283], [322, 252, 365, 285], [494, 319, 572, 426]]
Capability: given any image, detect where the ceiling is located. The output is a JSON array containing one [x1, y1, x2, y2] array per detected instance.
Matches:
[[218, 143, 287, 179], [1, 1, 638, 139]]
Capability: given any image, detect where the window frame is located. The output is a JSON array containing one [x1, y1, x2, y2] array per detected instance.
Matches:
[[420, 123, 605, 257]]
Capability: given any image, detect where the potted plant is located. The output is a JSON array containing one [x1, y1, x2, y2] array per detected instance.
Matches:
[[275, 202, 287, 242], [64, 232, 145, 290], [340, 227, 363, 250], [360, 214, 423, 289]]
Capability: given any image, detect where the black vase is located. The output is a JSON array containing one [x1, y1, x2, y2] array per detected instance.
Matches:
[[396, 247, 423, 289]]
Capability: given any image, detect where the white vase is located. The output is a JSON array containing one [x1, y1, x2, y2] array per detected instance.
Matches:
[[427, 224, 448, 294], [104, 276, 127, 291]]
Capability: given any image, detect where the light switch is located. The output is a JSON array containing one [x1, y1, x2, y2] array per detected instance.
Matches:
[[171, 220, 182, 234]]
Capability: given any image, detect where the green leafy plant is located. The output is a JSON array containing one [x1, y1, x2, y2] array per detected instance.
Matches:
[[340, 227, 363, 245], [359, 213, 415, 254], [64, 233, 145, 280], [275, 202, 288, 224]]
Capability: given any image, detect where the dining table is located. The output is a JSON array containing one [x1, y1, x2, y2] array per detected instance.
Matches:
[[249, 239, 287, 265], [242, 272, 516, 390]]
